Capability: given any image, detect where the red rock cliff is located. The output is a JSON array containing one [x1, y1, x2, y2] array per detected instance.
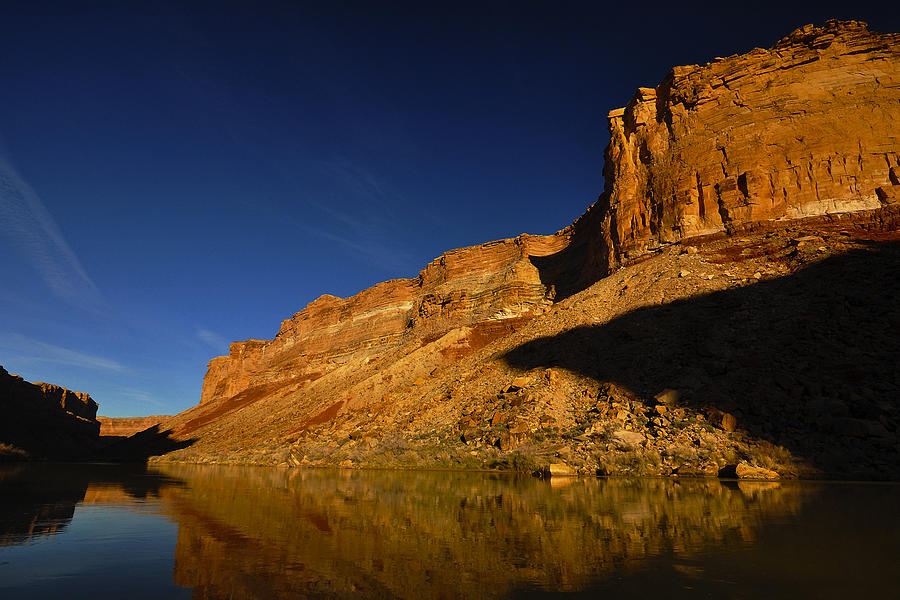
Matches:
[[200, 233, 569, 405], [196, 20, 900, 419], [590, 20, 900, 270]]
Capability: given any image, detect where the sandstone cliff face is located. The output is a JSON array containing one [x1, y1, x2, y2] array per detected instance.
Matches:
[[200, 22, 900, 414], [0, 366, 100, 459], [200, 233, 568, 406], [592, 20, 900, 270], [163, 21, 900, 479]]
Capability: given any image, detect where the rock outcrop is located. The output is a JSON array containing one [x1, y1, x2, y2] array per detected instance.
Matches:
[[199, 22, 900, 413], [199, 234, 568, 407], [589, 19, 900, 271], [152, 21, 900, 479], [0, 366, 100, 460]]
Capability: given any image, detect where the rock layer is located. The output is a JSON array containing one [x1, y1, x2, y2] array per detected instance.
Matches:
[[97, 416, 169, 438], [591, 20, 900, 270], [199, 22, 900, 417], [200, 234, 568, 407]]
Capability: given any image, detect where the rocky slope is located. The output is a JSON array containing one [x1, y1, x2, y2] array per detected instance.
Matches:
[[148, 21, 900, 479], [0, 366, 101, 460]]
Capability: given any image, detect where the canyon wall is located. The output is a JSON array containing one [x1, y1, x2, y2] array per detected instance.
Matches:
[[591, 19, 900, 269], [199, 233, 568, 406], [190, 21, 900, 452], [0, 366, 100, 459]]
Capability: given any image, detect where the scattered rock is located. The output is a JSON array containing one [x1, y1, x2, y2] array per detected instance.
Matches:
[[510, 376, 529, 388]]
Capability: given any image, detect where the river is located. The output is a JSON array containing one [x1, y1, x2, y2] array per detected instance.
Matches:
[[1, 464, 897, 598]]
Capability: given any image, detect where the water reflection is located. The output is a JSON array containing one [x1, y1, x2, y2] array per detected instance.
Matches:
[[1, 465, 898, 599], [155, 467, 812, 598], [0, 463, 180, 546]]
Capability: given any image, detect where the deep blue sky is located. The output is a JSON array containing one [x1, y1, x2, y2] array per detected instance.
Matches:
[[2, 1, 897, 417]]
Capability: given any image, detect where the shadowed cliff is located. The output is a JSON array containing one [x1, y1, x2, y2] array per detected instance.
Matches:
[[100, 425, 196, 463], [505, 241, 900, 479]]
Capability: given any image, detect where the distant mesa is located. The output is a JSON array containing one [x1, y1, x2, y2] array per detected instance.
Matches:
[[0, 364, 181, 462], [98, 415, 171, 443]]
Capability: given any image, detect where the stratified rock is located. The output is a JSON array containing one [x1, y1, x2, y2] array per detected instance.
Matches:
[[97, 416, 170, 438], [148, 22, 900, 480], [195, 22, 899, 429], [589, 20, 899, 271], [199, 234, 568, 409]]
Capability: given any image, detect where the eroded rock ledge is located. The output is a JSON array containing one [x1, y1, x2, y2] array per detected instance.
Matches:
[[200, 233, 568, 406]]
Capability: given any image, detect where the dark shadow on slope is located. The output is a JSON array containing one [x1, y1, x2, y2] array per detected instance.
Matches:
[[529, 195, 611, 302], [100, 425, 196, 463], [506, 241, 900, 479]]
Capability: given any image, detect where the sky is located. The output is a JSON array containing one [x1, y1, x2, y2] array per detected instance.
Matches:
[[1, 1, 897, 417]]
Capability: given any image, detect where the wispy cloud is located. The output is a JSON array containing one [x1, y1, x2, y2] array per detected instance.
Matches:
[[115, 387, 167, 409], [196, 328, 229, 352], [0, 150, 102, 309], [0, 333, 129, 373]]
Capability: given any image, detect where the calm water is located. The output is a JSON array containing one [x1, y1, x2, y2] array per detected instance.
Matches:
[[0, 464, 898, 599]]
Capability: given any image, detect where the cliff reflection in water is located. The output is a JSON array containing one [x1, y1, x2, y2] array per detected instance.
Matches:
[[0, 463, 180, 547], [2, 465, 898, 598], [155, 466, 810, 598]]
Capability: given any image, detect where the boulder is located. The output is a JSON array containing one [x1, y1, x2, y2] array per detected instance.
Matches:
[[542, 463, 576, 477], [735, 462, 780, 480], [611, 430, 646, 449]]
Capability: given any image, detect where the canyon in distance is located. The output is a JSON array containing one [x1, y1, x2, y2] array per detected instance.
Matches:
[[3, 20, 900, 482]]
